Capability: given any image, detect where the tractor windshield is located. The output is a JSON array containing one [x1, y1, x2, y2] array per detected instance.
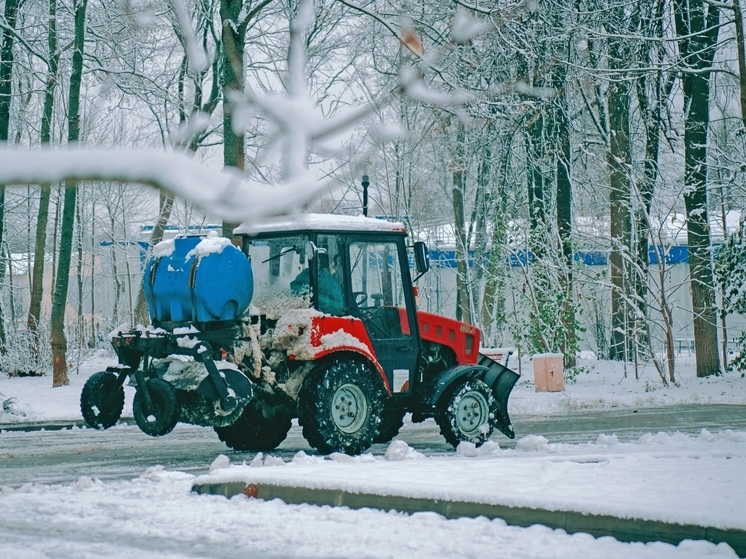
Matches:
[[246, 235, 311, 319]]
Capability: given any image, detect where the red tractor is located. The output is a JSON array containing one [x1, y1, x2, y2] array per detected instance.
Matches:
[[81, 214, 519, 455]]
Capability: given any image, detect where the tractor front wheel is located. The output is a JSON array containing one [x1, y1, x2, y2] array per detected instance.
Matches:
[[436, 378, 497, 448], [80, 371, 125, 430], [299, 358, 385, 455], [133, 378, 180, 437]]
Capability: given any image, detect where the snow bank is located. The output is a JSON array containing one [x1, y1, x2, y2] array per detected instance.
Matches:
[[0, 466, 733, 559], [194, 432, 746, 532], [508, 356, 746, 415]]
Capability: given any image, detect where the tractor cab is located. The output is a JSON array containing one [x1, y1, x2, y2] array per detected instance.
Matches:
[[238, 215, 422, 395]]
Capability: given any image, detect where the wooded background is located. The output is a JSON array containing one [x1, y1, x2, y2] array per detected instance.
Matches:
[[1, 0, 745, 386]]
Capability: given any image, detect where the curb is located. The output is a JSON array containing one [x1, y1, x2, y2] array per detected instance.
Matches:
[[192, 481, 746, 557], [0, 418, 136, 432]]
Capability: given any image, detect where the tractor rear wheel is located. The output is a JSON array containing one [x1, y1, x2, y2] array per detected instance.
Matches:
[[80, 371, 125, 430], [299, 358, 385, 455], [436, 378, 497, 448], [214, 402, 292, 451], [133, 378, 180, 437], [373, 408, 405, 444]]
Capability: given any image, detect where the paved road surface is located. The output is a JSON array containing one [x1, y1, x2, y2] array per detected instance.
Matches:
[[1, 404, 744, 487]]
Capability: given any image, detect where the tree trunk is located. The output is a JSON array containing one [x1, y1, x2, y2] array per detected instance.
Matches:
[[28, 0, 59, 336], [632, 0, 666, 364], [452, 166, 471, 324], [0, 0, 18, 140], [90, 203, 96, 346], [734, 0, 746, 129], [555, 75, 575, 369], [76, 190, 85, 346], [51, 0, 88, 387], [0, 186, 5, 347], [607, 78, 632, 362], [134, 191, 174, 325], [110, 217, 122, 325], [556, 105, 577, 368], [634, 78, 660, 355], [481, 146, 510, 346], [0, 0, 20, 347], [526, 110, 546, 257], [469, 152, 489, 324], [673, 0, 721, 377], [220, 0, 251, 241]]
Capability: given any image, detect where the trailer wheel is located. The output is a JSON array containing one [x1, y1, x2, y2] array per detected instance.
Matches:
[[373, 408, 405, 444], [299, 358, 385, 455], [436, 378, 497, 448], [133, 378, 180, 437], [214, 403, 292, 451], [80, 371, 125, 430]]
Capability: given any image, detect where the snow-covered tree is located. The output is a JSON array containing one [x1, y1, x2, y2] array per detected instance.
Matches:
[[714, 218, 746, 372]]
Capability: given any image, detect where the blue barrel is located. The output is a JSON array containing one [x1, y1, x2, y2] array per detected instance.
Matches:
[[144, 235, 253, 326]]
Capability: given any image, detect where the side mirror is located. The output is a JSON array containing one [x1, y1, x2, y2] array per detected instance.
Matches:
[[413, 241, 429, 275]]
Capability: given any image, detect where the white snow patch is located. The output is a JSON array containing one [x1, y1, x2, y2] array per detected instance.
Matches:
[[173, 325, 199, 335], [329, 452, 357, 464], [187, 231, 233, 258], [452, 10, 494, 43], [272, 309, 371, 360], [264, 455, 286, 467], [455, 441, 480, 457], [161, 359, 208, 390], [236, 213, 406, 236], [385, 440, 425, 461], [290, 451, 322, 466], [595, 434, 620, 446], [318, 329, 370, 354], [107, 323, 132, 341], [176, 336, 200, 349], [209, 454, 231, 473], [516, 434, 550, 452], [152, 238, 175, 258], [71, 476, 102, 490]]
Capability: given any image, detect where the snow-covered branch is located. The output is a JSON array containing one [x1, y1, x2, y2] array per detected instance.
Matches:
[[0, 147, 332, 223]]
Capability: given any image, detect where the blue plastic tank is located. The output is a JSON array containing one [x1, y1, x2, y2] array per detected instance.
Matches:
[[144, 234, 253, 326]]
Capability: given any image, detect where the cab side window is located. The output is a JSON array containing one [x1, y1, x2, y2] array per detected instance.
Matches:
[[348, 241, 411, 338]]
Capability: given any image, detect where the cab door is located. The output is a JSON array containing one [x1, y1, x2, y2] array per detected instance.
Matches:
[[346, 238, 419, 394]]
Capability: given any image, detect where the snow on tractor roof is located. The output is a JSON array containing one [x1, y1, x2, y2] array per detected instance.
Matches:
[[235, 213, 408, 236]]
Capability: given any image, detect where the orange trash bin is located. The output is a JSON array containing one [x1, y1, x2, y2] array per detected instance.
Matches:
[[532, 353, 565, 392]]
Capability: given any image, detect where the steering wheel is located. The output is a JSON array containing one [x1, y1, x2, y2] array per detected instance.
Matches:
[[353, 292, 368, 306]]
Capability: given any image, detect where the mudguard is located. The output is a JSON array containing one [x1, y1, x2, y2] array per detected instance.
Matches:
[[422, 365, 485, 408], [422, 360, 519, 440]]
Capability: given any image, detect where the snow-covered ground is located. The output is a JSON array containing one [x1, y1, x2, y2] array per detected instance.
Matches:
[[1, 352, 745, 558]]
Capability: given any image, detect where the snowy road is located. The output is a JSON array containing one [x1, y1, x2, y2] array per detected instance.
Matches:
[[2, 403, 744, 487], [4, 360, 744, 557]]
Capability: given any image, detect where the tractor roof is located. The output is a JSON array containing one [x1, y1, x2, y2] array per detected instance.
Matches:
[[235, 214, 408, 236]]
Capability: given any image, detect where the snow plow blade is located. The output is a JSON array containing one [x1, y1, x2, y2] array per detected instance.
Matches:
[[478, 353, 520, 439]]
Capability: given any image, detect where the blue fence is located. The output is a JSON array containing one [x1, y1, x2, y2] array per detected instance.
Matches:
[[428, 245, 711, 269]]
